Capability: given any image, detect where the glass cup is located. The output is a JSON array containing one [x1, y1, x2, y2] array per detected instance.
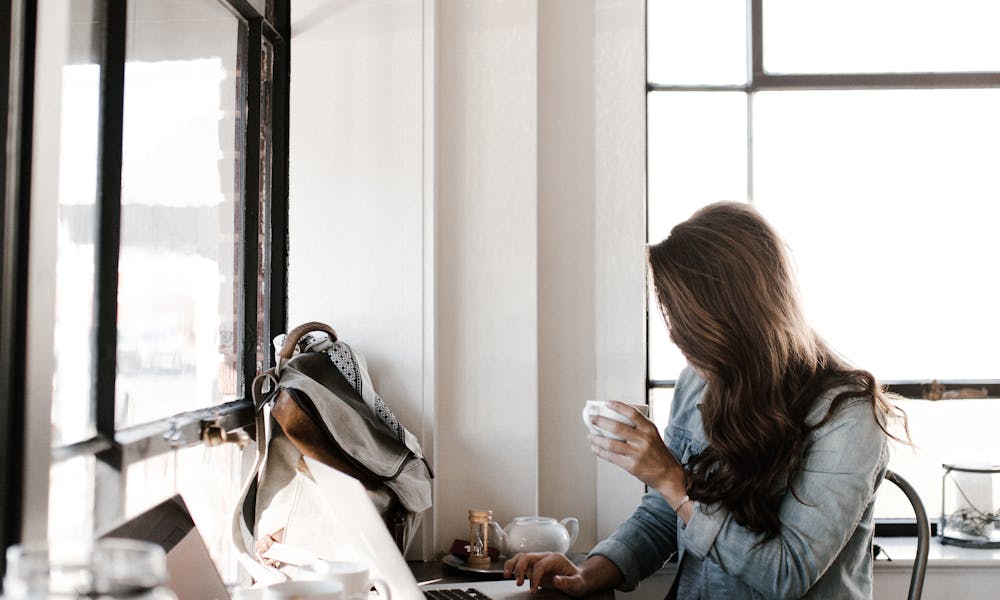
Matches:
[[3, 538, 177, 599]]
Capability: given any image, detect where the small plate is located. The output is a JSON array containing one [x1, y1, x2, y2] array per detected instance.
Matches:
[[441, 553, 506, 575]]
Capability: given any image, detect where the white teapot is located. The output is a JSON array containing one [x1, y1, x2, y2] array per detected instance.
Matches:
[[489, 516, 580, 556]]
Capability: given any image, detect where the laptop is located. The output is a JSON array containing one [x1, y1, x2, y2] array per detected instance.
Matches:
[[294, 456, 571, 600], [100, 494, 231, 600], [100, 463, 573, 600]]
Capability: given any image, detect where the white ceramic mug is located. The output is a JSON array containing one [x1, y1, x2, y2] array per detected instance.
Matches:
[[582, 400, 648, 441], [231, 588, 271, 600], [310, 561, 391, 600], [264, 579, 345, 600]]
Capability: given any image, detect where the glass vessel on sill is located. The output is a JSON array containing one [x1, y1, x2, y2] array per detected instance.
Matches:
[[3, 538, 177, 599], [939, 462, 1000, 548]]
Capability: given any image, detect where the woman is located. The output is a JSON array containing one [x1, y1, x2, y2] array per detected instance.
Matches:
[[504, 202, 906, 599]]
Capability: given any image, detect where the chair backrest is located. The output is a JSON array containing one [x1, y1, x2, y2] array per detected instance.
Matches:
[[883, 469, 929, 600]]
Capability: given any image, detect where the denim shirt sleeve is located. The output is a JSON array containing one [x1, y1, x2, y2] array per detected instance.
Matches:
[[589, 490, 678, 591], [587, 367, 705, 591], [679, 396, 889, 599]]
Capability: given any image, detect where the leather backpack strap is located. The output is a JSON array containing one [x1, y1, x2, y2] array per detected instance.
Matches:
[[275, 322, 338, 372], [231, 369, 279, 557]]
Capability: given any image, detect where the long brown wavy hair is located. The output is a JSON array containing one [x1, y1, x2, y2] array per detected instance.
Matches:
[[647, 201, 907, 540]]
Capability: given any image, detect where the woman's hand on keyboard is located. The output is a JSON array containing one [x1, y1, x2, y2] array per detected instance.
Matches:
[[504, 552, 583, 595], [505, 553, 623, 597]]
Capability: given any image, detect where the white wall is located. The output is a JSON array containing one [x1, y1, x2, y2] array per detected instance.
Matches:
[[872, 563, 1000, 600], [287, 0, 432, 556], [537, 0, 598, 545], [288, 0, 646, 557], [435, 0, 541, 546], [591, 0, 648, 539], [288, 0, 426, 433]]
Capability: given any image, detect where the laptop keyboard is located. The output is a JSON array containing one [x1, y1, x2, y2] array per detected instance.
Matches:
[[424, 588, 493, 600]]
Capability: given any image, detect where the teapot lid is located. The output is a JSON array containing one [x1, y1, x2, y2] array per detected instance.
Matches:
[[512, 516, 556, 524]]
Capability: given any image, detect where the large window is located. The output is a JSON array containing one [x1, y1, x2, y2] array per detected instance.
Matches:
[[2, 0, 288, 585], [646, 0, 1000, 523]]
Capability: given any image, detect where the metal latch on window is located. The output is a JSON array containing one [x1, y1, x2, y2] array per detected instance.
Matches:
[[201, 419, 251, 448], [924, 380, 989, 401]]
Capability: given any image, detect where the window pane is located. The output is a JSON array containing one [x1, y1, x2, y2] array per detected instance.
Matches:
[[647, 0, 747, 86], [117, 0, 243, 428], [764, 0, 1000, 74], [125, 443, 248, 583], [648, 286, 685, 382], [49, 456, 95, 544], [875, 399, 1000, 520], [648, 387, 675, 437], [753, 89, 1000, 381], [647, 92, 748, 381], [38, 0, 99, 446]]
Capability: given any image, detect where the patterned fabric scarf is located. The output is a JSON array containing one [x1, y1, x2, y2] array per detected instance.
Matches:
[[273, 332, 406, 443], [326, 341, 406, 442]]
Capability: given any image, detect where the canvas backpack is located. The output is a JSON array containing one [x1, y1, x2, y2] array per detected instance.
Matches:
[[231, 322, 433, 574]]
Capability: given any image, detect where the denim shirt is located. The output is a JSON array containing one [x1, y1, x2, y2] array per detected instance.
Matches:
[[589, 367, 889, 599]]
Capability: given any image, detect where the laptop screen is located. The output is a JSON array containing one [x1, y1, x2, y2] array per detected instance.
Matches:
[[100, 495, 231, 600]]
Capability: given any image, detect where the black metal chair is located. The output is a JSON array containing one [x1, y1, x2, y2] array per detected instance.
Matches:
[[883, 470, 930, 600]]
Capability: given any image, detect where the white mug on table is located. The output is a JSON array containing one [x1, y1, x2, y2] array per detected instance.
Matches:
[[264, 579, 345, 599], [305, 560, 391, 600]]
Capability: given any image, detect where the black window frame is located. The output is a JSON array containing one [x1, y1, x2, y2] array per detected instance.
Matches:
[[1, 0, 36, 585], [1, 0, 290, 583], [645, 0, 1000, 538]]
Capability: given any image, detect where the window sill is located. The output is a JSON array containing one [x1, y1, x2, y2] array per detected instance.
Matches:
[[873, 536, 1000, 570], [641, 537, 999, 578]]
